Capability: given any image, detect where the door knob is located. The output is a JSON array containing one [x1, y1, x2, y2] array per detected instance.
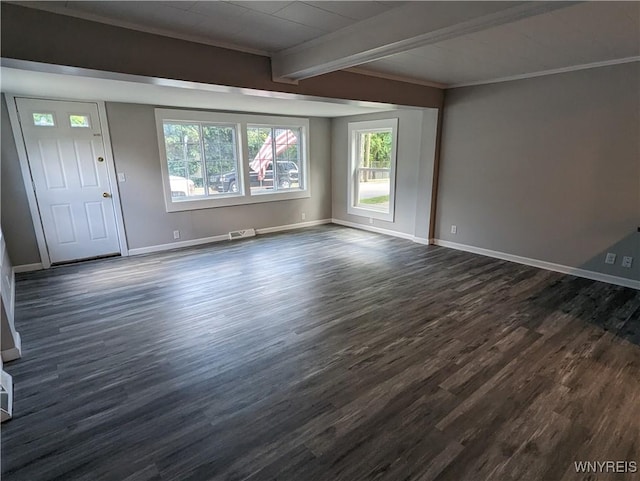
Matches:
[[97, 157, 104, 162], [102, 192, 111, 198]]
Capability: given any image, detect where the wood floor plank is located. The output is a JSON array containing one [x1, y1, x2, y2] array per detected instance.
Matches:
[[1, 225, 639, 481]]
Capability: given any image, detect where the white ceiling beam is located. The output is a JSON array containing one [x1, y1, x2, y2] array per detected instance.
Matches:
[[271, 1, 581, 83]]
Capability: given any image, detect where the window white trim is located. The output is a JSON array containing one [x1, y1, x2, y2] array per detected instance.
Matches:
[[155, 109, 310, 212], [347, 118, 398, 222]]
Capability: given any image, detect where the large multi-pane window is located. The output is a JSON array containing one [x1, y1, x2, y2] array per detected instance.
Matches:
[[348, 118, 398, 222], [156, 110, 309, 212]]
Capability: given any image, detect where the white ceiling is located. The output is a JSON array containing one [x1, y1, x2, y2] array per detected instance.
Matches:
[[0, 64, 400, 117], [8, 1, 640, 88], [15, 1, 400, 53], [361, 1, 640, 87]]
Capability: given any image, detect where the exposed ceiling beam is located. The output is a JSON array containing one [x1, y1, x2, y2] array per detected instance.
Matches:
[[271, 1, 581, 83]]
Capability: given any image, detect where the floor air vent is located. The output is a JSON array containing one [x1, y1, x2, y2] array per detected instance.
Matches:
[[228, 228, 256, 240]]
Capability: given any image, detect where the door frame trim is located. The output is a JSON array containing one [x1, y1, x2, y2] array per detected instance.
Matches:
[[5, 94, 129, 268]]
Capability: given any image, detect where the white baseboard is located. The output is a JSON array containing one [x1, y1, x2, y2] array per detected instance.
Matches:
[[331, 218, 415, 241], [128, 219, 333, 256], [412, 236, 431, 246], [128, 234, 229, 256], [13, 263, 43, 274], [2, 333, 22, 362], [330, 218, 434, 246], [256, 219, 332, 235], [433, 239, 640, 290]]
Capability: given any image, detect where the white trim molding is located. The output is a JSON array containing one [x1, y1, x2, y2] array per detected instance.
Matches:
[[13, 263, 44, 274], [97, 100, 129, 257], [332, 218, 414, 241], [330, 220, 638, 290], [433, 239, 640, 290], [129, 219, 332, 256], [331, 218, 435, 246], [347, 118, 398, 222], [5, 94, 52, 269], [155, 109, 311, 213], [128, 234, 229, 256], [255, 219, 331, 235]]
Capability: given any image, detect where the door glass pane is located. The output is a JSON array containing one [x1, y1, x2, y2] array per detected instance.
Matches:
[[33, 113, 55, 126], [69, 115, 90, 128]]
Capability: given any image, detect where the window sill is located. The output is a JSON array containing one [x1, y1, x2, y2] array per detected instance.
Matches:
[[165, 190, 310, 212]]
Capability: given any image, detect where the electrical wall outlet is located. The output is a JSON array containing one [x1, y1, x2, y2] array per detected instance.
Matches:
[[451, 225, 457, 234], [369, 217, 374, 224], [301, 212, 306, 220], [605, 252, 616, 265], [173, 230, 180, 240], [117, 172, 126, 182], [622, 256, 633, 268]]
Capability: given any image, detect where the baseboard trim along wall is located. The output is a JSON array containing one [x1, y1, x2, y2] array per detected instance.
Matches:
[[330, 218, 432, 246], [331, 218, 414, 241], [433, 239, 640, 290], [13, 263, 44, 274], [128, 219, 333, 256], [128, 234, 229, 255], [255, 219, 332, 235], [16, 223, 635, 290]]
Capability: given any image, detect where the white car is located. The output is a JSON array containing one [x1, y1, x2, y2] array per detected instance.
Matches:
[[169, 175, 195, 197]]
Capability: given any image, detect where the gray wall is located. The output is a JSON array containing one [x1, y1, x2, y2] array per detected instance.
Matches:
[[106, 102, 331, 251], [436, 62, 640, 281], [1, 95, 40, 266], [0, 98, 331, 264], [331, 109, 439, 240], [1, 3, 443, 109]]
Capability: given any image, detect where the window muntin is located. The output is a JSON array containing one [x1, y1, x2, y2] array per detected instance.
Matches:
[[348, 118, 398, 222], [247, 126, 303, 195], [156, 109, 310, 212]]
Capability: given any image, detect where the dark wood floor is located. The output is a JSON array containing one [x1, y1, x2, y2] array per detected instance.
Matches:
[[2, 225, 639, 481]]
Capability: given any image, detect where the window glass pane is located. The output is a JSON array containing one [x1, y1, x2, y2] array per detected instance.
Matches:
[[33, 113, 55, 126], [274, 127, 301, 191], [247, 126, 302, 194], [163, 122, 203, 199], [203, 125, 241, 195], [247, 127, 274, 194], [356, 130, 392, 213], [69, 115, 90, 128]]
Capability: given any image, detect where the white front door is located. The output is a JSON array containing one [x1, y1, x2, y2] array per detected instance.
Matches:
[[16, 98, 121, 263]]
